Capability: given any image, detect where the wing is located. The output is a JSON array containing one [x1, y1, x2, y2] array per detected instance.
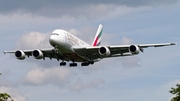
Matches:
[[4, 48, 65, 61], [73, 43, 176, 60]]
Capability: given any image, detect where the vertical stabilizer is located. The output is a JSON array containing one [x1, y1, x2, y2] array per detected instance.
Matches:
[[92, 24, 103, 46]]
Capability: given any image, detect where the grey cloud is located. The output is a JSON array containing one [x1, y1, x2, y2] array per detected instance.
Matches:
[[20, 67, 72, 87], [15, 32, 51, 50], [68, 78, 105, 92], [0, 0, 178, 12], [0, 0, 178, 17]]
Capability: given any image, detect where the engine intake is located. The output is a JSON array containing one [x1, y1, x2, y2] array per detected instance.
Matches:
[[129, 45, 140, 55], [98, 46, 110, 56], [32, 49, 44, 59], [15, 50, 26, 60]]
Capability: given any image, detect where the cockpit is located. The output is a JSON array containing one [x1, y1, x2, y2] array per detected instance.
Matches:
[[51, 33, 59, 36]]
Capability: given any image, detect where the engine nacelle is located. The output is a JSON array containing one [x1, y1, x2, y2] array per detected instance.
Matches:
[[129, 45, 140, 55], [15, 50, 26, 60], [32, 49, 44, 59], [98, 46, 111, 56]]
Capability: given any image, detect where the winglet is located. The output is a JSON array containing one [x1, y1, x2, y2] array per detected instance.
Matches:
[[92, 24, 103, 46], [3, 51, 6, 54], [171, 43, 176, 45]]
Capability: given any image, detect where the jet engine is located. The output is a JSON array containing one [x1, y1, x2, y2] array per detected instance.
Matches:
[[98, 46, 111, 56], [15, 50, 26, 60], [129, 45, 140, 55], [32, 49, 44, 59]]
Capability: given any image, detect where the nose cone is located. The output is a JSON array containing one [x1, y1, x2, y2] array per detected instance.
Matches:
[[49, 30, 66, 47], [49, 35, 58, 46], [49, 34, 65, 47]]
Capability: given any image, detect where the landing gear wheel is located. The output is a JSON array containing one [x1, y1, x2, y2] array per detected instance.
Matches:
[[60, 62, 66, 66], [81, 62, 89, 66], [69, 63, 77, 67], [89, 61, 94, 65], [81, 61, 94, 66]]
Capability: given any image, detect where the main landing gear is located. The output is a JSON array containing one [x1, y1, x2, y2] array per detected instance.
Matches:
[[81, 61, 94, 66], [69, 63, 77, 67], [59, 61, 77, 67], [59, 61, 94, 67], [60, 62, 66, 66]]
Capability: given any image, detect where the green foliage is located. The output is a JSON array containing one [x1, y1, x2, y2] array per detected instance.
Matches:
[[0, 93, 12, 101], [170, 84, 180, 101]]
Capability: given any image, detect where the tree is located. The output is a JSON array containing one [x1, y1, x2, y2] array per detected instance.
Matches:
[[170, 83, 180, 101], [0, 93, 13, 101]]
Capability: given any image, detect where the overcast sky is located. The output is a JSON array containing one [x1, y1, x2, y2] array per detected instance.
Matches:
[[0, 0, 180, 101]]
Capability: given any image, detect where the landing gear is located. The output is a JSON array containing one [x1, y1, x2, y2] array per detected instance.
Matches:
[[69, 63, 77, 67], [81, 61, 94, 66], [88, 61, 94, 65], [59, 61, 94, 67], [81, 62, 89, 66], [60, 62, 66, 66]]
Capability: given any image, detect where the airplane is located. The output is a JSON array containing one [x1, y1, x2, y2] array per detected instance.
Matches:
[[4, 24, 176, 67]]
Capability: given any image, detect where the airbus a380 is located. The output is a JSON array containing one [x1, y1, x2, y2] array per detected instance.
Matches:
[[4, 24, 176, 67]]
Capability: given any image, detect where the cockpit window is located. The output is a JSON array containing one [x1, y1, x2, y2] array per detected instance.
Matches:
[[51, 33, 59, 36]]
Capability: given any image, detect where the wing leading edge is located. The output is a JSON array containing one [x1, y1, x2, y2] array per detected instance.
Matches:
[[4, 48, 65, 61], [73, 42, 176, 60]]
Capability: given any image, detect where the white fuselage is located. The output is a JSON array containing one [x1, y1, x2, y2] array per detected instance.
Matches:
[[49, 29, 90, 62]]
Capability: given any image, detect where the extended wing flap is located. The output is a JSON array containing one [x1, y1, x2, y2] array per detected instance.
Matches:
[[73, 45, 131, 60], [109, 45, 130, 54], [73, 46, 101, 60]]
